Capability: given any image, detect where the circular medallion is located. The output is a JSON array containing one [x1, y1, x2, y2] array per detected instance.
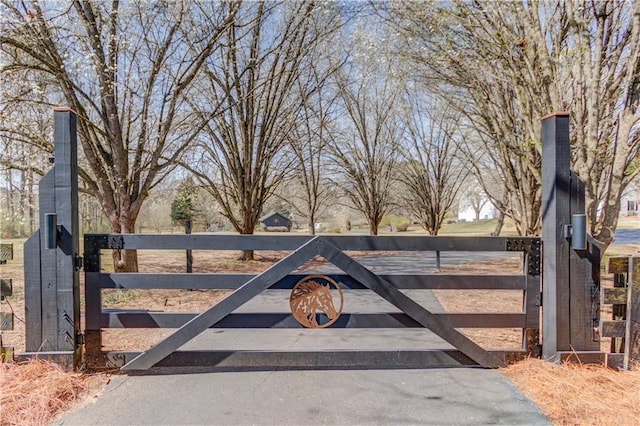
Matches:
[[289, 275, 344, 328]]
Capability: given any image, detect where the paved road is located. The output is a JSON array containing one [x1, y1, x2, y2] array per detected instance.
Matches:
[[613, 228, 640, 245], [56, 368, 549, 425]]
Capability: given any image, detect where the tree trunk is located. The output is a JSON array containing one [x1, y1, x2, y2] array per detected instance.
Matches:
[[309, 218, 316, 235], [492, 212, 505, 237], [112, 248, 138, 273], [239, 226, 255, 260], [110, 213, 139, 272], [240, 249, 255, 261], [369, 219, 379, 236]]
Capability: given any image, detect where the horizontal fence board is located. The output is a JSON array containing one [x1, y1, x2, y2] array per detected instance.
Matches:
[[558, 351, 606, 365], [89, 272, 526, 290], [86, 234, 313, 250], [101, 311, 526, 329], [601, 287, 628, 305], [89, 272, 253, 289], [101, 349, 528, 370], [600, 320, 626, 338], [0, 243, 13, 261], [323, 236, 523, 252], [104, 349, 476, 369], [85, 234, 538, 252], [0, 313, 14, 330], [608, 256, 629, 275]]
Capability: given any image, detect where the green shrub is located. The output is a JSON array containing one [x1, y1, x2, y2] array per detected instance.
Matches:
[[394, 222, 409, 232], [387, 214, 410, 232]]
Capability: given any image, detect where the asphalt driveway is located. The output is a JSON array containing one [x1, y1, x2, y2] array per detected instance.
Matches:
[[56, 368, 550, 425]]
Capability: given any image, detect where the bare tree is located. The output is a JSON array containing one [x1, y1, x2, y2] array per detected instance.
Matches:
[[462, 181, 489, 223], [185, 1, 342, 258], [380, 1, 542, 235], [330, 68, 400, 236], [382, 0, 640, 246], [564, 0, 640, 245], [0, 101, 51, 236], [397, 93, 468, 235], [285, 66, 341, 235], [0, 0, 238, 270]]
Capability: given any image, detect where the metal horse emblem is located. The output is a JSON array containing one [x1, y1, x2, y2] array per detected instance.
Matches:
[[290, 275, 343, 328]]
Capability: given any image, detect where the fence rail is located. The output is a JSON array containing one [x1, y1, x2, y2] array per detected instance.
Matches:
[[84, 234, 541, 369], [84, 233, 536, 251]]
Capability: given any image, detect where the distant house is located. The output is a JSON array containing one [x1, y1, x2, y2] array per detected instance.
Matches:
[[457, 199, 499, 222], [620, 187, 640, 216], [259, 211, 292, 231]]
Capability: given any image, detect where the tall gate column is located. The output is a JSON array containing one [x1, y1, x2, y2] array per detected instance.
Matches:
[[23, 107, 81, 369], [541, 112, 600, 360]]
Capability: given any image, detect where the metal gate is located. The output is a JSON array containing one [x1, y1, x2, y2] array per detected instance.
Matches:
[[22, 109, 602, 372], [83, 233, 541, 372]]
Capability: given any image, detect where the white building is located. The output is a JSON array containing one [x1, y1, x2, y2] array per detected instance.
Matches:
[[457, 199, 499, 222], [620, 188, 640, 216]]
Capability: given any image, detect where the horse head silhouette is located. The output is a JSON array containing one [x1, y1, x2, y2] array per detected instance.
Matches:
[[291, 280, 339, 328]]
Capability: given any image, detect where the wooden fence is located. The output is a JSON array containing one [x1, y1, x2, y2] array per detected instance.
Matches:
[[601, 256, 640, 369]]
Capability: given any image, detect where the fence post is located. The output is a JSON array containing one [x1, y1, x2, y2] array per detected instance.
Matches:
[[541, 112, 601, 361], [22, 107, 81, 369], [541, 112, 571, 359], [626, 257, 640, 369]]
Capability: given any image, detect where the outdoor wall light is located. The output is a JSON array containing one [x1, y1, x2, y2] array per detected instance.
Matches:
[[564, 213, 587, 250]]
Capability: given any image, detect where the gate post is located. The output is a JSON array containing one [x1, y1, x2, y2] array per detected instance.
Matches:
[[23, 107, 81, 369], [541, 112, 601, 361]]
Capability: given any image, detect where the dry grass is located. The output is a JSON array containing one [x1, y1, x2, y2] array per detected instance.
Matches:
[[0, 360, 108, 426], [503, 358, 640, 425]]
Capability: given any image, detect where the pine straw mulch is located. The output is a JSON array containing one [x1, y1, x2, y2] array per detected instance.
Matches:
[[503, 358, 640, 426], [3, 358, 639, 425], [0, 360, 109, 426]]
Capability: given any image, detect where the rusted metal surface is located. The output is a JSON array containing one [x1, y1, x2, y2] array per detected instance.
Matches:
[[290, 275, 343, 328]]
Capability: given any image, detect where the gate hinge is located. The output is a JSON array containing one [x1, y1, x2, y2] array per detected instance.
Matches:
[[76, 332, 85, 345], [506, 238, 541, 276], [537, 292, 543, 307]]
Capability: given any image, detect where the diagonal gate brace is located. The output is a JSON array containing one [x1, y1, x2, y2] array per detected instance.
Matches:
[[318, 239, 505, 368], [121, 237, 320, 371]]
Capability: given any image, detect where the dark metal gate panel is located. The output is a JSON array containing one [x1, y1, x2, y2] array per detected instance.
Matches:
[[121, 237, 321, 371], [317, 239, 504, 368], [89, 272, 526, 290], [118, 235, 521, 371]]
